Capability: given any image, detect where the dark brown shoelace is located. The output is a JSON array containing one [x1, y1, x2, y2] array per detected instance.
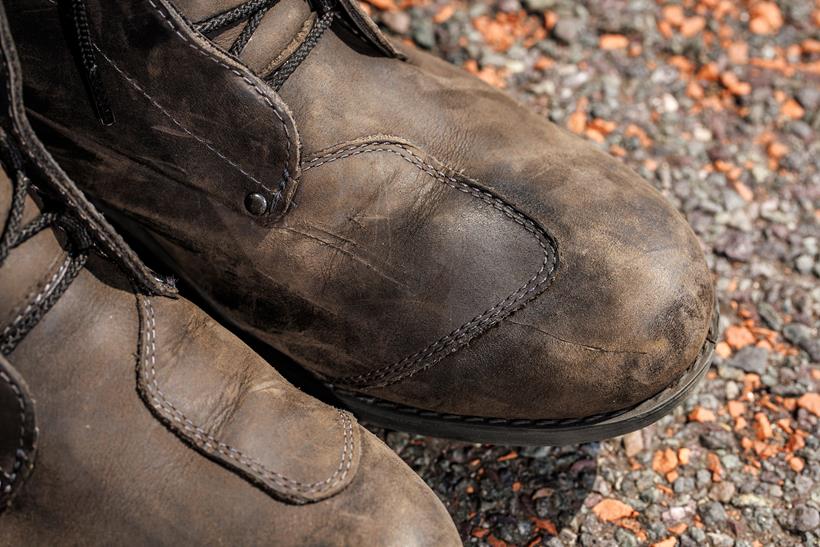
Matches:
[[192, 0, 337, 91], [65, 0, 336, 125], [0, 134, 90, 356]]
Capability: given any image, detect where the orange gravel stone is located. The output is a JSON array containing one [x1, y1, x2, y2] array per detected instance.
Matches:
[[472, 528, 490, 538], [681, 16, 706, 37], [707, 452, 723, 481], [789, 457, 805, 473], [727, 41, 749, 64], [728, 400, 747, 418], [361, 0, 397, 11], [797, 393, 820, 416], [730, 179, 754, 202], [715, 341, 732, 358], [767, 141, 789, 159], [653, 448, 679, 474], [531, 517, 557, 535], [599, 34, 630, 50], [781, 99, 805, 119], [749, 2, 783, 35], [720, 72, 751, 95], [669, 523, 688, 535], [433, 5, 455, 23], [688, 407, 716, 423], [592, 499, 636, 522], [725, 325, 756, 350], [754, 413, 773, 440], [497, 451, 518, 462], [662, 4, 685, 27]]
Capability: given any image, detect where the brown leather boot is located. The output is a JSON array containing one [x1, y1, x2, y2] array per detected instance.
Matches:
[[0, 13, 460, 544], [7, 0, 716, 444]]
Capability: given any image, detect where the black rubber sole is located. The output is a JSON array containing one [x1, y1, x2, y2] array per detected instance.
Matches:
[[329, 307, 718, 446]]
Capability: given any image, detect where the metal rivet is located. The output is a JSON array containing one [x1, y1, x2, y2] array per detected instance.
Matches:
[[244, 192, 267, 216]]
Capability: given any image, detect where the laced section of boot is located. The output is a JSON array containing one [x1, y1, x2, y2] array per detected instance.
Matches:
[[0, 137, 91, 356], [192, 0, 337, 91], [64, 0, 333, 124]]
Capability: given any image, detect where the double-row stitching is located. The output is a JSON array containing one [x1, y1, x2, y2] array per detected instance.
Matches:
[[146, 0, 293, 191], [0, 255, 70, 340], [333, 331, 714, 426], [0, 24, 167, 296], [136, 295, 354, 499], [304, 141, 558, 388], [0, 368, 30, 500]]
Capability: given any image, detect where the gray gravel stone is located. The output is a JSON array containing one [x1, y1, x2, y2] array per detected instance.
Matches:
[[732, 494, 771, 508], [728, 346, 769, 375], [707, 532, 735, 547], [792, 505, 820, 533], [783, 323, 820, 362], [701, 501, 728, 527], [552, 18, 583, 44], [709, 482, 736, 503], [796, 87, 820, 112]]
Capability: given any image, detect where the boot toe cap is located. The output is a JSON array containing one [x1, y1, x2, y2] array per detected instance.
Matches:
[[368, 141, 714, 421]]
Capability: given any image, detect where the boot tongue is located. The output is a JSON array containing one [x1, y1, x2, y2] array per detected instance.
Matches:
[[233, 0, 313, 75], [174, 0, 314, 77]]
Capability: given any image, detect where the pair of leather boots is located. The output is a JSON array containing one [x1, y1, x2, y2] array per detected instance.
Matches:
[[0, 0, 717, 543]]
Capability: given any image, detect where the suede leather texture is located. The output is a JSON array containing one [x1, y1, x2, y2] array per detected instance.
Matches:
[[0, 18, 460, 542], [7, 0, 714, 421]]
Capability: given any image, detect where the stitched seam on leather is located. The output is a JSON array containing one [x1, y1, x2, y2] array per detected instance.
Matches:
[[0, 369, 29, 500], [136, 295, 354, 498], [331, 315, 717, 425], [146, 0, 292, 190], [1, 16, 171, 296], [0, 48, 134, 280], [303, 141, 558, 388], [0, 254, 70, 340], [93, 46, 274, 194]]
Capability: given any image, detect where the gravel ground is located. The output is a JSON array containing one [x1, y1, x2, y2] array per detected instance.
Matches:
[[356, 1, 820, 545]]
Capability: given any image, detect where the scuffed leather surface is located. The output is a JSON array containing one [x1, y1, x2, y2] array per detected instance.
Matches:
[[135, 292, 361, 502], [0, 187, 458, 544], [0, 8, 172, 296], [8, 0, 714, 421], [0, 19, 460, 539], [14, 0, 300, 221], [3, 262, 458, 544], [0, 189, 361, 505], [0, 354, 37, 511]]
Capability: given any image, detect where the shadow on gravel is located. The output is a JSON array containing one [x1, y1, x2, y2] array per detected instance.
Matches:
[[373, 434, 599, 542]]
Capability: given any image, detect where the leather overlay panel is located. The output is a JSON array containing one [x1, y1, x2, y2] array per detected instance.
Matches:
[[135, 294, 360, 503], [301, 137, 558, 389], [0, 6, 173, 295], [73, 0, 300, 221]]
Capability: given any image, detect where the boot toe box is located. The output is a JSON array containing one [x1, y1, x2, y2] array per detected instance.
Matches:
[[368, 140, 714, 421]]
